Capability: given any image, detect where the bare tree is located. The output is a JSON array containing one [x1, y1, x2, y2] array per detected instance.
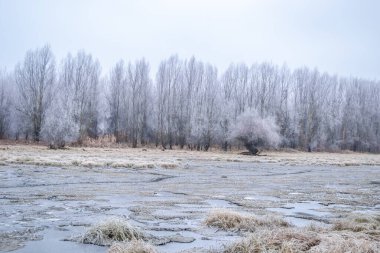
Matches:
[[15, 45, 55, 141], [155, 55, 182, 149], [60, 51, 101, 142], [0, 70, 12, 139], [190, 64, 220, 150], [126, 59, 151, 147], [108, 60, 127, 142]]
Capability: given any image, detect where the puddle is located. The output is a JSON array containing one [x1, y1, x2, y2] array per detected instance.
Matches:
[[268, 201, 331, 227], [13, 228, 105, 253], [152, 208, 195, 219], [244, 195, 280, 201], [205, 199, 236, 208]]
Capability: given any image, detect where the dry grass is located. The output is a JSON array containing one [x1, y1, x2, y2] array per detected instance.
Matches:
[[222, 215, 380, 253], [1, 143, 380, 169], [108, 240, 157, 253], [223, 228, 320, 253], [81, 218, 144, 246], [309, 232, 379, 253], [205, 209, 289, 232], [268, 151, 380, 167], [332, 214, 380, 235], [0, 144, 179, 169], [223, 228, 380, 253]]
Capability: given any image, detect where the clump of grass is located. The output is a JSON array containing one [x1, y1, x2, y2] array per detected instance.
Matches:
[[81, 218, 144, 246], [224, 228, 320, 253], [222, 215, 380, 253], [255, 215, 289, 227], [332, 214, 380, 234], [205, 209, 288, 232], [108, 240, 157, 253], [310, 232, 379, 253]]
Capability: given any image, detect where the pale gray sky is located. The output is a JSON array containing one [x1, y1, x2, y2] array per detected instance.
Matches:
[[0, 0, 379, 79]]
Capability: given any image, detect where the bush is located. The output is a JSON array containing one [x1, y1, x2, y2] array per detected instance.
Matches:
[[229, 109, 281, 155]]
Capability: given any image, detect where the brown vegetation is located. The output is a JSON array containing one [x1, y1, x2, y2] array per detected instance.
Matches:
[[224, 228, 320, 253], [205, 209, 289, 232], [2, 143, 380, 169], [221, 214, 380, 253], [108, 240, 157, 253], [311, 232, 379, 253], [332, 214, 380, 235]]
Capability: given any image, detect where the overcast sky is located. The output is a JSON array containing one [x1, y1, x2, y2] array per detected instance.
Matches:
[[0, 0, 379, 79]]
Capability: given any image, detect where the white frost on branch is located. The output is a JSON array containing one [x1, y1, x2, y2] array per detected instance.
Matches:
[[230, 109, 281, 153]]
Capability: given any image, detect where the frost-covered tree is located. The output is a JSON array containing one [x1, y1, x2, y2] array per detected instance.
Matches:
[[190, 64, 220, 150], [107, 61, 128, 142], [156, 55, 182, 149], [230, 109, 281, 155], [107, 59, 152, 147], [42, 95, 79, 149], [0, 70, 12, 139], [126, 59, 151, 147], [182, 57, 204, 148], [2, 46, 380, 153], [14, 45, 55, 141], [60, 51, 101, 142]]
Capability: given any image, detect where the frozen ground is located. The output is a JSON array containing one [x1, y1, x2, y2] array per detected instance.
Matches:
[[0, 145, 379, 252]]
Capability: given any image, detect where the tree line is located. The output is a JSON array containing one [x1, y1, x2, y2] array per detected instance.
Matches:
[[0, 45, 379, 152]]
